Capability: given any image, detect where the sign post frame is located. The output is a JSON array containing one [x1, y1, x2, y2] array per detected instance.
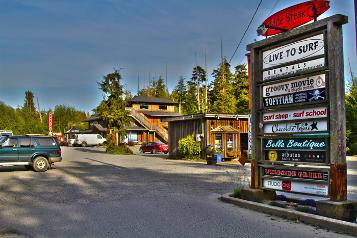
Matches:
[[247, 15, 348, 202]]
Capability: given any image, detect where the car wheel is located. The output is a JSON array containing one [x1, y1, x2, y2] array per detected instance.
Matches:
[[33, 156, 49, 172], [82, 141, 87, 147], [164, 152, 168, 154]]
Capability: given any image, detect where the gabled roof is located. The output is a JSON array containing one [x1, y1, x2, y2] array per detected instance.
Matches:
[[129, 96, 178, 105]]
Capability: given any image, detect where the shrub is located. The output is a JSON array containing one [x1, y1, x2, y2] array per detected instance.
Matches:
[[60, 141, 68, 146], [106, 143, 133, 155], [178, 134, 201, 158], [233, 187, 241, 198], [128, 141, 135, 146]]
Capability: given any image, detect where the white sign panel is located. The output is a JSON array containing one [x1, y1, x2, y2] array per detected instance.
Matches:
[[263, 34, 325, 69], [263, 58, 325, 81], [263, 179, 328, 196], [263, 107, 327, 122], [264, 120, 328, 134], [263, 74, 325, 97]]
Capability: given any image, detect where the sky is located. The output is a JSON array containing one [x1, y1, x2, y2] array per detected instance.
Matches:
[[0, 0, 356, 112]]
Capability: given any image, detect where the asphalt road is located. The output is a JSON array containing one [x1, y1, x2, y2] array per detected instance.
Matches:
[[0, 147, 354, 238]]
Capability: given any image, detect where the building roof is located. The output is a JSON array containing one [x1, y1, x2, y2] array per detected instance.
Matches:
[[83, 116, 102, 122], [143, 111, 182, 117], [162, 113, 249, 122], [129, 96, 179, 105]]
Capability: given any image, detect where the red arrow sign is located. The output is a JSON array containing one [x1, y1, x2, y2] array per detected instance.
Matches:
[[258, 0, 330, 36]]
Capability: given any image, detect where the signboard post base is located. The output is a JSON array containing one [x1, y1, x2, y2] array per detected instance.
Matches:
[[316, 200, 357, 222], [240, 188, 276, 203]]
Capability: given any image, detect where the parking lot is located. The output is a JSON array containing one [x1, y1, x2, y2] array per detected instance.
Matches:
[[0, 147, 353, 237]]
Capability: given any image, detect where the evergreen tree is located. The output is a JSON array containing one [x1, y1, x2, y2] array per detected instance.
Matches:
[[154, 76, 169, 98], [171, 76, 186, 103], [183, 81, 199, 114], [232, 64, 249, 114], [346, 76, 357, 155], [23, 91, 36, 116], [191, 66, 207, 112], [209, 58, 237, 113], [96, 70, 131, 144]]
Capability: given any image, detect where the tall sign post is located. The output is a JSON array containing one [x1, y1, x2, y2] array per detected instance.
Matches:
[[246, 9, 356, 221], [48, 112, 53, 135]]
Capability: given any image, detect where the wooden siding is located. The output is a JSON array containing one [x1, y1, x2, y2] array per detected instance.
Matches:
[[168, 118, 248, 159], [168, 119, 203, 158]]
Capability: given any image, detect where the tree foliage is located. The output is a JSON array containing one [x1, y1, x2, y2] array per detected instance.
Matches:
[[209, 58, 237, 113], [346, 76, 357, 155], [178, 134, 201, 158], [96, 70, 131, 142], [232, 64, 249, 114]]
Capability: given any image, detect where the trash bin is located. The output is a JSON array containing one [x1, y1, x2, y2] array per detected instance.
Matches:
[[213, 154, 222, 163]]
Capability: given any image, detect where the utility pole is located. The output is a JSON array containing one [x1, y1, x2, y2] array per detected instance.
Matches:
[[137, 73, 140, 95], [205, 50, 208, 112], [165, 64, 168, 92], [36, 96, 42, 123]]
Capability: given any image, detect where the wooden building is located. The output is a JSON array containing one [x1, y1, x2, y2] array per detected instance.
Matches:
[[84, 96, 181, 144], [165, 114, 249, 160]]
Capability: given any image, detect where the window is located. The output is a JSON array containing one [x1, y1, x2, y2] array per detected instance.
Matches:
[[227, 134, 234, 151], [140, 103, 149, 109], [97, 134, 103, 139], [2, 138, 17, 147], [19, 137, 31, 147], [214, 134, 222, 151], [34, 137, 56, 147], [159, 105, 167, 110]]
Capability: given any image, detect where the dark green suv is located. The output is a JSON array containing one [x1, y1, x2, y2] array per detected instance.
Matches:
[[0, 136, 62, 172]]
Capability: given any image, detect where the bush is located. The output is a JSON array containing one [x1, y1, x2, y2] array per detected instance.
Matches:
[[178, 134, 201, 159], [128, 141, 135, 146], [233, 187, 241, 198], [106, 143, 133, 155]]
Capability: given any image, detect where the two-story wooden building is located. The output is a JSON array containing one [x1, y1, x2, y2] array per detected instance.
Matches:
[[125, 96, 181, 144], [84, 96, 181, 144]]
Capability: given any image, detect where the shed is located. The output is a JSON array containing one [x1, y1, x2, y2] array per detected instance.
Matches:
[[165, 113, 249, 160]]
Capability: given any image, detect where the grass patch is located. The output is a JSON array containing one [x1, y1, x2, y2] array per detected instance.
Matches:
[[232, 187, 241, 198], [106, 144, 133, 155]]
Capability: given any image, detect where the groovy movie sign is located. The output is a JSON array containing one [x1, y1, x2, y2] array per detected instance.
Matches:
[[265, 150, 326, 163], [263, 34, 325, 69], [263, 107, 327, 122], [263, 179, 328, 196], [263, 74, 325, 97], [263, 120, 328, 134], [263, 58, 325, 81]]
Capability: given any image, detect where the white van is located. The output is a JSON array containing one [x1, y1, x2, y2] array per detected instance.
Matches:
[[73, 134, 106, 147]]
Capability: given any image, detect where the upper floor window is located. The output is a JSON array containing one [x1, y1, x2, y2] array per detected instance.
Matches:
[[140, 103, 149, 109], [159, 105, 167, 110]]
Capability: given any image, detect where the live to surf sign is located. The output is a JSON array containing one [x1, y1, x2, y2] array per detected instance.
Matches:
[[263, 34, 325, 69]]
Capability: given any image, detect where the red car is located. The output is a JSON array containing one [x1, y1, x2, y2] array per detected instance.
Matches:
[[140, 142, 168, 154]]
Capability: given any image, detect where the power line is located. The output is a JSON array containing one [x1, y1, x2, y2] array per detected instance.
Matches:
[[229, 0, 263, 63]]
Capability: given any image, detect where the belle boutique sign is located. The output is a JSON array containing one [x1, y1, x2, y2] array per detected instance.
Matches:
[[265, 150, 326, 163], [263, 107, 327, 122], [263, 74, 325, 97], [263, 120, 327, 134], [264, 138, 326, 150], [263, 179, 328, 196], [263, 34, 324, 69]]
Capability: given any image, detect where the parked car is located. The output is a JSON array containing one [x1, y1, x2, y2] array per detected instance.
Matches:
[[139, 142, 168, 154], [73, 134, 106, 147], [0, 135, 62, 172]]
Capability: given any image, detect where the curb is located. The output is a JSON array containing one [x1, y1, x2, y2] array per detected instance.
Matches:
[[220, 193, 357, 236]]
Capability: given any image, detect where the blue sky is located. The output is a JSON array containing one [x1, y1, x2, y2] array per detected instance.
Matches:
[[0, 0, 355, 112]]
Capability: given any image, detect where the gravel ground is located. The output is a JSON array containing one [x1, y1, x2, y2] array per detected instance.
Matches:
[[0, 147, 353, 238]]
